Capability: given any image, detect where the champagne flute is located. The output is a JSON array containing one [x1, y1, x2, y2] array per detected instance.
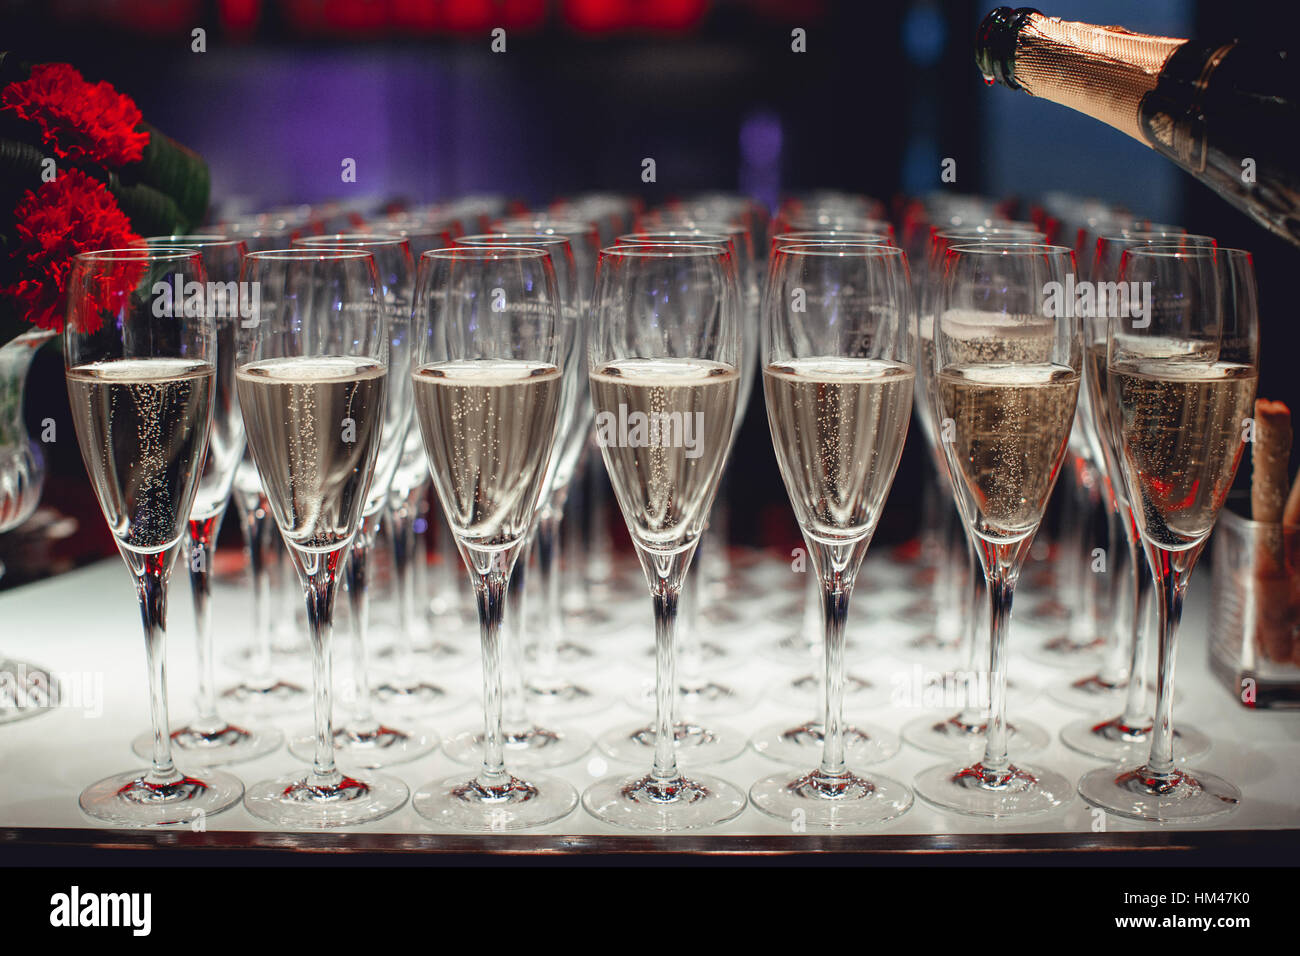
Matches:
[[914, 242, 1081, 817], [902, 227, 1053, 757], [436, 231, 592, 768], [1059, 234, 1217, 755], [238, 248, 408, 826], [67, 247, 244, 826], [1079, 246, 1257, 822], [127, 235, 283, 765], [582, 243, 747, 830], [594, 231, 749, 766], [410, 245, 577, 830], [749, 243, 916, 826], [287, 233, 436, 768]]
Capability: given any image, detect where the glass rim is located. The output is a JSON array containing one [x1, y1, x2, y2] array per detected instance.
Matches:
[[617, 230, 731, 244], [492, 216, 598, 234], [292, 233, 409, 247], [243, 247, 376, 262], [934, 227, 1045, 240], [772, 230, 889, 242], [598, 242, 731, 259], [456, 232, 573, 246], [1096, 230, 1214, 243], [73, 247, 200, 264], [773, 242, 905, 258], [142, 234, 244, 249], [945, 241, 1072, 256], [419, 245, 553, 262], [1121, 245, 1251, 259]]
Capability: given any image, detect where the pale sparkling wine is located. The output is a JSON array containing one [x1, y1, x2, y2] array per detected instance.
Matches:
[[763, 357, 914, 543], [237, 356, 386, 552], [413, 359, 562, 550], [1108, 359, 1257, 549], [937, 363, 1080, 543], [1083, 340, 1129, 508], [589, 357, 738, 552], [67, 357, 215, 553]]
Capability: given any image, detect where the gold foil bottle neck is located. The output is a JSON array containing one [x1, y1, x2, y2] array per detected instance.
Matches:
[[1013, 11, 1186, 143]]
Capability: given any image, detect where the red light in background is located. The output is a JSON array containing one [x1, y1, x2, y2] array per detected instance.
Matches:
[[563, 0, 633, 33], [218, 0, 262, 36]]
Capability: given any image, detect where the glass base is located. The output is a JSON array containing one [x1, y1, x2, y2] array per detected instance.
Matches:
[[288, 723, 438, 768], [1026, 633, 1107, 667], [0, 658, 59, 724], [373, 640, 471, 671], [245, 769, 408, 827], [219, 676, 310, 717], [896, 630, 963, 661], [1047, 672, 1128, 712], [914, 760, 1072, 818], [1060, 715, 1211, 763], [414, 771, 577, 831], [643, 640, 729, 665], [625, 677, 754, 717], [131, 720, 283, 766], [1078, 764, 1241, 823], [583, 770, 746, 831], [771, 671, 889, 710], [526, 677, 613, 718], [750, 768, 913, 829], [80, 767, 243, 827], [370, 673, 465, 717], [751, 719, 900, 766], [901, 712, 1050, 757], [442, 724, 591, 769], [895, 596, 938, 627], [224, 644, 309, 675], [598, 719, 746, 767], [524, 637, 605, 673], [760, 630, 869, 667]]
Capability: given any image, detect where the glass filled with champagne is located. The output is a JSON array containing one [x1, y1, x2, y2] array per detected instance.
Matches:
[[914, 242, 1082, 818], [750, 242, 918, 828], [409, 245, 577, 831], [66, 247, 245, 826], [582, 243, 746, 830], [237, 247, 409, 827], [1079, 246, 1258, 823]]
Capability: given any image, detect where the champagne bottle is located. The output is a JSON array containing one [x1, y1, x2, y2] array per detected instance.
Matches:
[[975, 7, 1300, 247]]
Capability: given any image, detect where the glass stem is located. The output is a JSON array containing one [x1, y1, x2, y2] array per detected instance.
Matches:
[[1118, 508, 1153, 729], [388, 485, 421, 676], [1144, 544, 1197, 779], [817, 571, 852, 778], [474, 563, 511, 787], [128, 547, 182, 785], [502, 542, 531, 733], [980, 559, 1018, 774], [344, 515, 378, 731], [300, 547, 344, 784], [1096, 501, 1131, 685], [650, 578, 681, 781], [956, 537, 984, 725], [240, 493, 275, 684], [187, 512, 225, 733], [532, 507, 563, 680]]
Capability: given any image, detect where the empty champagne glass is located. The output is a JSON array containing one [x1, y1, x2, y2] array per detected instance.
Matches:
[[749, 243, 916, 826], [68, 247, 243, 825], [914, 243, 1081, 817], [128, 235, 283, 765], [1079, 246, 1257, 822], [238, 248, 408, 826], [582, 243, 747, 830], [410, 246, 578, 830]]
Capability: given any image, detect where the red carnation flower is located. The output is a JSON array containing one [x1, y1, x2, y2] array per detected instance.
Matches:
[[2, 169, 143, 333], [1, 63, 149, 166]]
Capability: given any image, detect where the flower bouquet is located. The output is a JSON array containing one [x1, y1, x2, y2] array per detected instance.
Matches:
[[0, 53, 210, 335]]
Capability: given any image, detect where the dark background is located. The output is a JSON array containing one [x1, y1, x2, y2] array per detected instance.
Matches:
[[0, 0, 1295, 585]]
